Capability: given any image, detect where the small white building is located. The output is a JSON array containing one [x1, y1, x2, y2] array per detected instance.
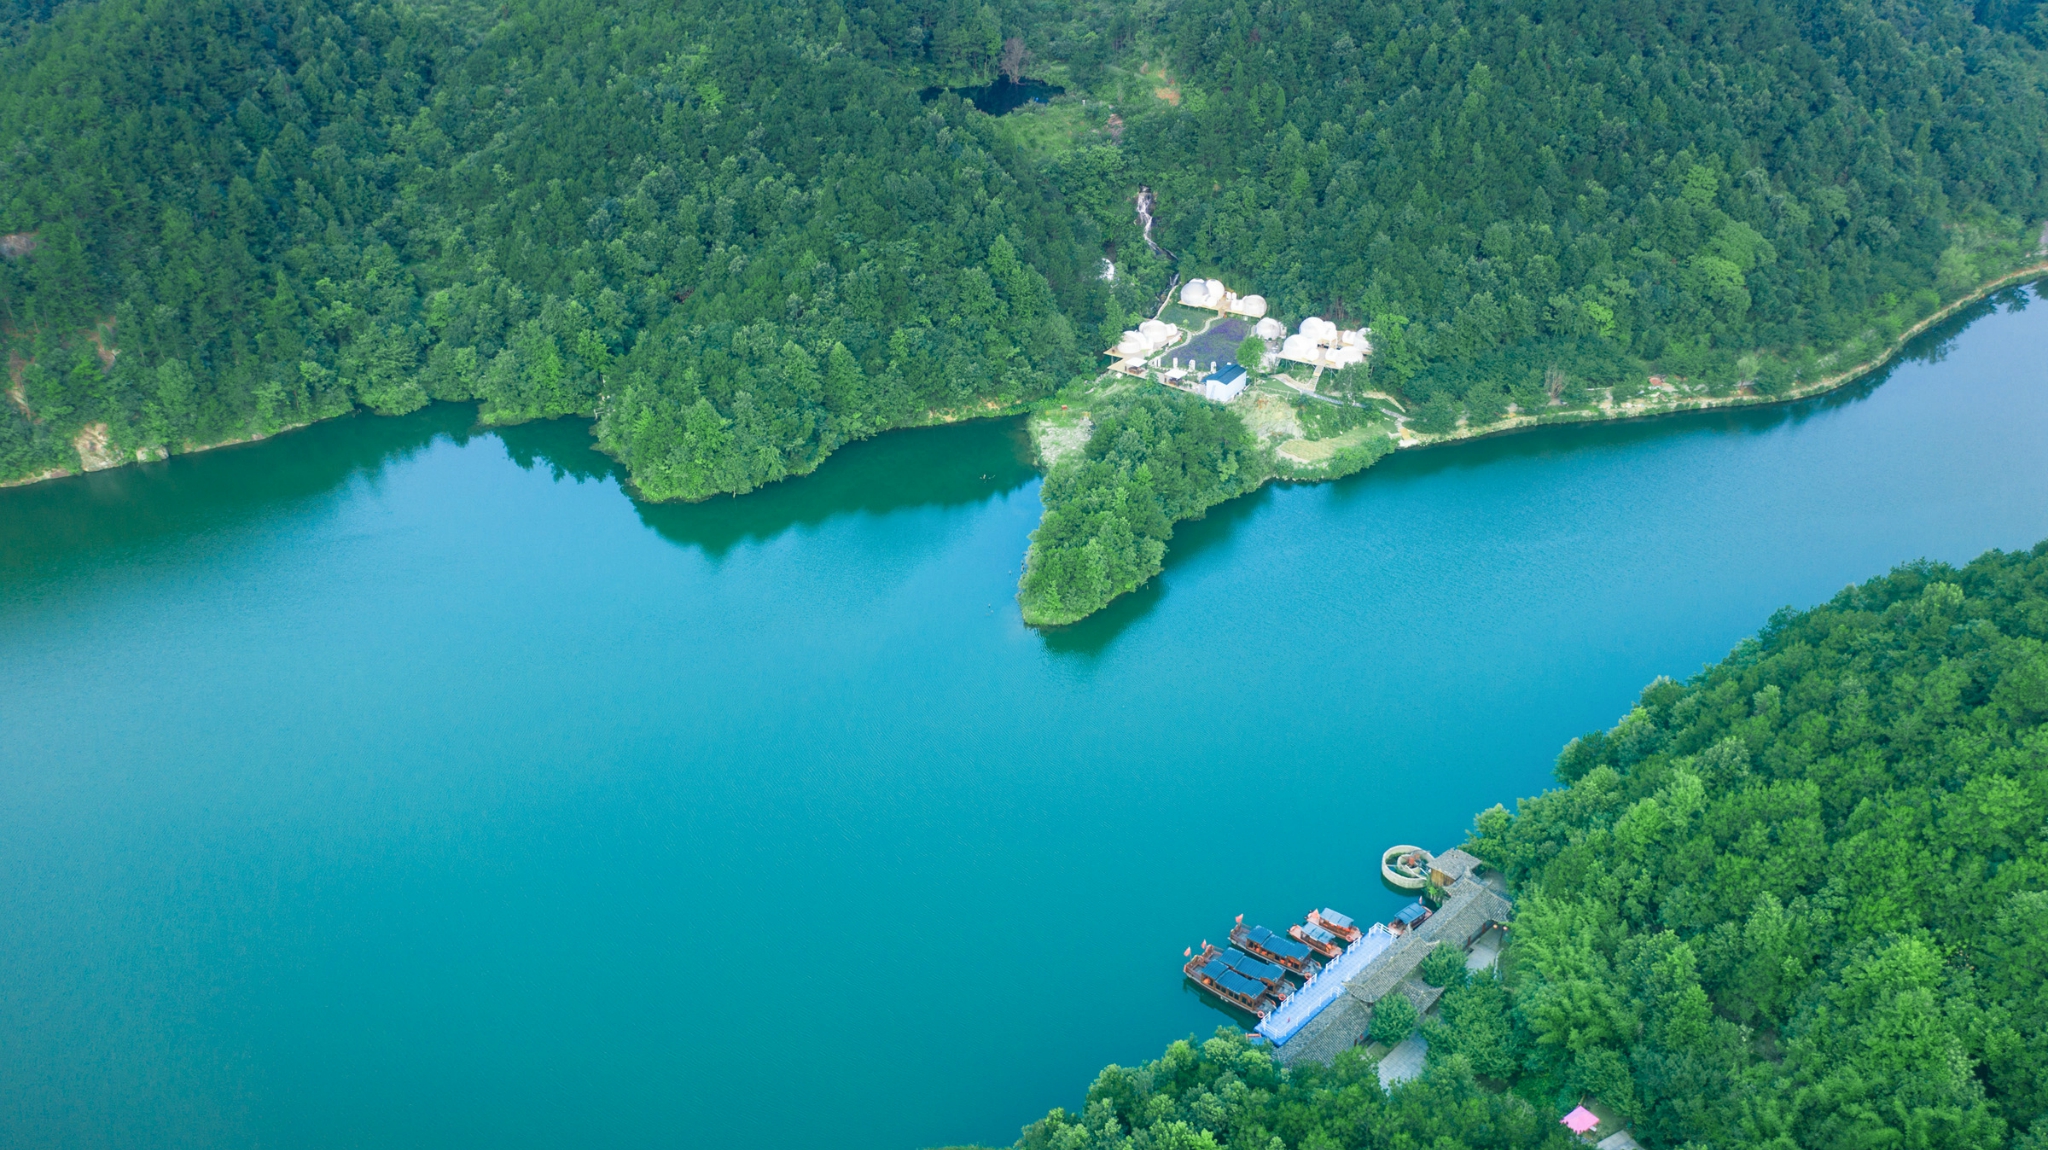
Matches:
[[1200, 364, 1249, 403], [1254, 317, 1287, 341]]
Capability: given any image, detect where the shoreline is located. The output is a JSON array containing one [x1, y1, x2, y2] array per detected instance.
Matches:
[[1017, 260, 2048, 627], [1394, 261, 2048, 452], [6, 262, 2043, 497], [0, 421, 315, 490]]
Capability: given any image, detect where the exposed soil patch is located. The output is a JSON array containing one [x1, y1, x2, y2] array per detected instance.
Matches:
[[6, 351, 29, 418], [1031, 413, 1093, 467], [1276, 437, 1336, 464], [1142, 64, 1180, 105], [1235, 384, 1304, 443], [73, 422, 120, 471], [0, 232, 36, 259]]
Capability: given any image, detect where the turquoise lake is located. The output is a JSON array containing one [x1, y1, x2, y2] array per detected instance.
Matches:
[[4, 287, 2047, 1149]]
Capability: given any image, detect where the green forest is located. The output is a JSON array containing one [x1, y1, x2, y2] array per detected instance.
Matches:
[[1006, 542, 2048, 1149], [1019, 387, 1267, 624], [5, 0, 2048, 611]]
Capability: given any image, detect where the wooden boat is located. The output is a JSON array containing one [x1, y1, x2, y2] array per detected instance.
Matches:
[[1388, 900, 1432, 935], [1230, 923, 1318, 976], [1183, 944, 1286, 1016], [1290, 919, 1344, 959], [1220, 946, 1291, 987], [1307, 907, 1362, 943]]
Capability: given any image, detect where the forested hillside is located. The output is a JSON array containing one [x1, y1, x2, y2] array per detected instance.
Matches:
[[1017, 542, 2048, 1149], [1063, 0, 2048, 418], [0, 0, 1096, 489], [1018, 387, 1268, 625], [6, 0, 2048, 609]]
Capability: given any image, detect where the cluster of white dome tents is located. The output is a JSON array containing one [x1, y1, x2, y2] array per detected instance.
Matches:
[[1106, 278, 1372, 395], [1176, 277, 1268, 318], [1111, 318, 1185, 362], [1279, 316, 1370, 370]]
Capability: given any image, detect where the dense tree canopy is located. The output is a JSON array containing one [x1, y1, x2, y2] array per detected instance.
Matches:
[[1018, 542, 2048, 1148], [0, 0, 1097, 486], [6, 0, 2048, 489], [1466, 543, 2048, 1147], [1019, 386, 1267, 624], [1060, 0, 2048, 412]]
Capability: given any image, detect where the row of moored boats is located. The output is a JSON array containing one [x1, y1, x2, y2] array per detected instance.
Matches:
[[1182, 900, 1438, 1017], [1181, 909, 1361, 1016]]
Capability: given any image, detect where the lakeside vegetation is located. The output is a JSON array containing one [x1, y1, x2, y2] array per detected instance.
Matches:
[[1019, 385, 1268, 625], [1002, 541, 2048, 1149], [7, 0, 2048, 614]]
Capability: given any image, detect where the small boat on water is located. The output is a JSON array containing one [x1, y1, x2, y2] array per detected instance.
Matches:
[[1184, 944, 1291, 1015], [1290, 919, 1344, 959], [1308, 907, 1361, 943], [1231, 923, 1318, 976]]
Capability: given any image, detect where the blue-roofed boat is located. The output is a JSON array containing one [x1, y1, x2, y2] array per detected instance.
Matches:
[[1390, 900, 1433, 934], [1220, 947, 1289, 986], [1182, 943, 1288, 1016], [1231, 923, 1318, 976], [1290, 918, 1344, 959], [1308, 907, 1360, 943]]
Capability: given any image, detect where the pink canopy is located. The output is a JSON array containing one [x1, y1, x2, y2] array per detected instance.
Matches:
[[1561, 1106, 1601, 1135]]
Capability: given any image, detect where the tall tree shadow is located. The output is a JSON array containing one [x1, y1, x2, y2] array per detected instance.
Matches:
[[0, 404, 479, 579], [511, 417, 1047, 559], [1039, 484, 1280, 658]]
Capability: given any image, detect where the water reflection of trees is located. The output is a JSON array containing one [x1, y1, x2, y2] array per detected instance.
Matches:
[[0, 405, 477, 578], [1, 407, 1047, 579], [1040, 484, 1277, 657], [622, 417, 1039, 559], [1054, 283, 2042, 656], [1325, 282, 2041, 496], [493, 410, 1043, 558]]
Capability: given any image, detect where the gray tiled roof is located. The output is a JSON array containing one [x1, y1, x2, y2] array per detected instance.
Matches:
[[1420, 877, 1511, 948], [1272, 994, 1369, 1067], [1344, 878, 1511, 1005], [1430, 848, 1485, 884]]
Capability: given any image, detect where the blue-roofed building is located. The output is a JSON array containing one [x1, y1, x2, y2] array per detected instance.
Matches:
[[1200, 364, 1248, 403]]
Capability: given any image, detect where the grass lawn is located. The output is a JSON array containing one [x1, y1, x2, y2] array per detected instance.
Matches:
[[988, 98, 1106, 162], [1158, 302, 1219, 329]]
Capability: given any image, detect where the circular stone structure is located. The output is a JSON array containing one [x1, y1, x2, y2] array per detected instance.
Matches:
[[1381, 845, 1433, 889]]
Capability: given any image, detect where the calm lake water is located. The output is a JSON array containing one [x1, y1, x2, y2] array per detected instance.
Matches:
[[4, 287, 2047, 1150]]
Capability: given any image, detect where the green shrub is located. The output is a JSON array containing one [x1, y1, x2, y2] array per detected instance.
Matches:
[[1419, 941, 1469, 988], [1370, 992, 1420, 1045]]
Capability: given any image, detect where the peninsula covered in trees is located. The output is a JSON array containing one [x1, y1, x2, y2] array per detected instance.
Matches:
[[1004, 541, 2048, 1149], [6, 0, 2048, 621]]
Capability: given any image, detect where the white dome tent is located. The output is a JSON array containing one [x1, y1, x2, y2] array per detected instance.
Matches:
[[1275, 316, 1372, 370], [1108, 318, 1184, 373], [1178, 278, 1227, 309]]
